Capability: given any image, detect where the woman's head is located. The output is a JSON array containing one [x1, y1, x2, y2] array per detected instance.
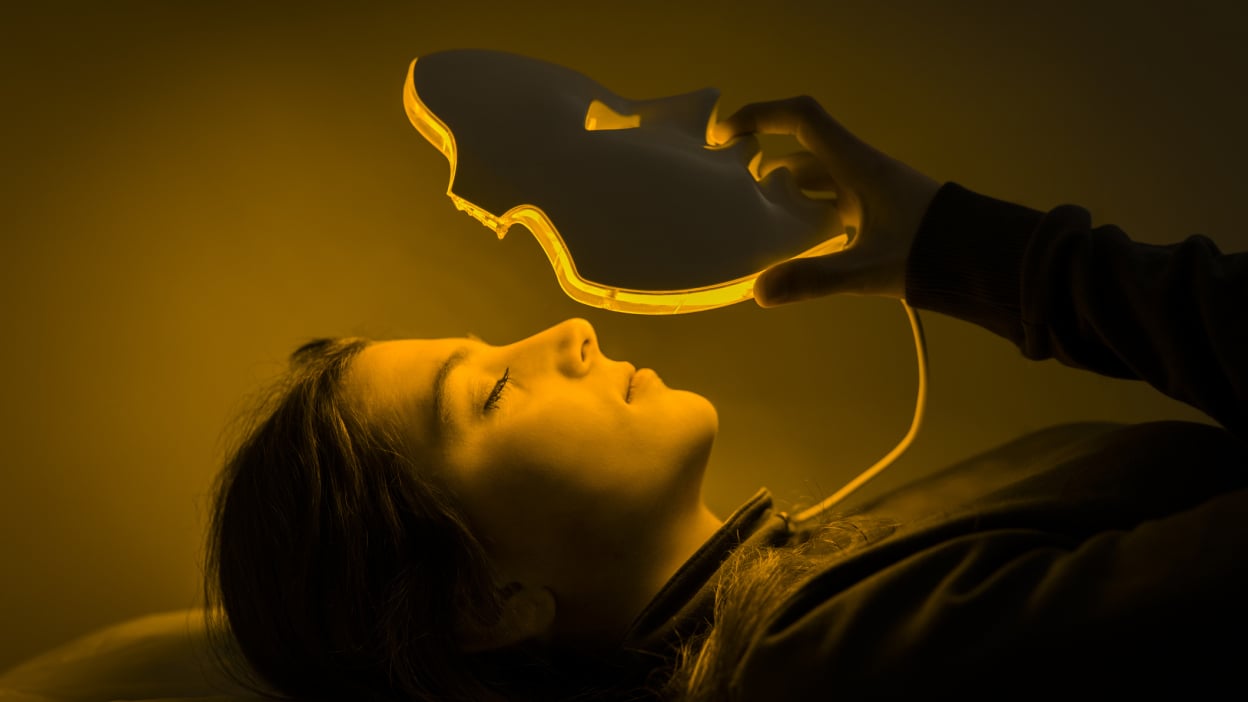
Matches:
[[204, 318, 720, 700]]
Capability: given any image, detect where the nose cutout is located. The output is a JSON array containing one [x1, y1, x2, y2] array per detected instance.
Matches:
[[585, 100, 641, 131]]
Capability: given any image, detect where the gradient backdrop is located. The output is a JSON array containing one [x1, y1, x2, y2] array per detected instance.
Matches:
[[3, 0, 1245, 671]]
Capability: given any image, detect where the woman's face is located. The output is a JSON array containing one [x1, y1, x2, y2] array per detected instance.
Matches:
[[344, 318, 718, 575]]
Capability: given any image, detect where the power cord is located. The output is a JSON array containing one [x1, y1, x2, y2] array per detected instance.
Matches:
[[790, 299, 929, 526]]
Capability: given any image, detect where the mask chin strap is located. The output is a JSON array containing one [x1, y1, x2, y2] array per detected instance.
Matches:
[[788, 298, 929, 528]]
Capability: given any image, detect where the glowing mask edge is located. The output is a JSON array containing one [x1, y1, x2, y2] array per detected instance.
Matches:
[[403, 58, 846, 315]]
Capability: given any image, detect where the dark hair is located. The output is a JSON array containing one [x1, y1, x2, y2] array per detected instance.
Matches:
[[203, 336, 860, 701], [661, 516, 887, 701], [204, 337, 524, 701]]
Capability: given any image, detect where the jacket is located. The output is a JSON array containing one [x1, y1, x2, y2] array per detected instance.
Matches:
[[621, 182, 1248, 698]]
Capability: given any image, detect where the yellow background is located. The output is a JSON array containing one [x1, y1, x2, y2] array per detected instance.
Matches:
[[2, 0, 1245, 670]]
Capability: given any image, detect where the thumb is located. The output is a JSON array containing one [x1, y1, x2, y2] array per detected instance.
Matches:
[[754, 252, 871, 306]]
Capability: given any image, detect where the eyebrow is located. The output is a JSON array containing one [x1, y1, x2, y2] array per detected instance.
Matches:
[[431, 346, 471, 442]]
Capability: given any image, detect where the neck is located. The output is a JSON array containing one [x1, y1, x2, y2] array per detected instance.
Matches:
[[553, 502, 724, 647], [638, 502, 724, 613]]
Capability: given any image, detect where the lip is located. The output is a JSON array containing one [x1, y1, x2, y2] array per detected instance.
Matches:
[[623, 362, 637, 402], [627, 368, 659, 403]]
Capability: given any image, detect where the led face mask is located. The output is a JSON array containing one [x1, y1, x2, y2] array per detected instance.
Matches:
[[404, 48, 854, 314]]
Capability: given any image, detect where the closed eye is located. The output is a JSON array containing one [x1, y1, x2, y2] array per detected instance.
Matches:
[[484, 367, 511, 412]]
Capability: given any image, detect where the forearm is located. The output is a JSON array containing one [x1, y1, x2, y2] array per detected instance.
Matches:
[[906, 182, 1248, 443]]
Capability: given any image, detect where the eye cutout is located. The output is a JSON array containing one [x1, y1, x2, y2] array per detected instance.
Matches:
[[584, 99, 641, 131]]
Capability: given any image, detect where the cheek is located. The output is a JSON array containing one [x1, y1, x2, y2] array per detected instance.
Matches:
[[450, 395, 720, 561], [458, 392, 717, 511], [455, 442, 623, 562], [477, 411, 651, 518]]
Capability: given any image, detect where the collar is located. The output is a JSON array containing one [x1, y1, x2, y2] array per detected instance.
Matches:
[[619, 488, 792, 656]]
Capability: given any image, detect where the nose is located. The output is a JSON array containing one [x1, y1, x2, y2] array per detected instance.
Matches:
[[531, 317, 598, 378]]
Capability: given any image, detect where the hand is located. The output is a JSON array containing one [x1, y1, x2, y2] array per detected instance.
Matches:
[[710, 96, 941, 304]]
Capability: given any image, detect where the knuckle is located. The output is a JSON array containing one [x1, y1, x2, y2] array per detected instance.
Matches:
[[789, 94, 823, 117]]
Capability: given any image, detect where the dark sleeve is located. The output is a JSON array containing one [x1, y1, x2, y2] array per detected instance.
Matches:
[[905, 182, 1248, 444], [736, 487, 1248, 698], [733, 420, 1248, 698]]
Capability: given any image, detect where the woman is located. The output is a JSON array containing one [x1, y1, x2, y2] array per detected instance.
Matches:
[[204, 97, 1247, 701]]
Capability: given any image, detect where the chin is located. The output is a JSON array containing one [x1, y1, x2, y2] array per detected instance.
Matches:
[[697, 398, 719, 437], [670, 389, 718, 435], [674, 392, 719, 467]]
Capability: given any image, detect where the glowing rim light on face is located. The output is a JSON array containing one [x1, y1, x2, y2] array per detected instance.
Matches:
[[403, 59, 848, 315]]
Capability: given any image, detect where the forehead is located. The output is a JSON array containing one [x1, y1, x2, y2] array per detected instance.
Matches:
[[345, 337, 463, 450]]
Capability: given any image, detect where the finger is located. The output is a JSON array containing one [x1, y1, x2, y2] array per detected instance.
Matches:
[[710, 96, 862, 179], [754, 252, 869, 306], [756, 151, 839, 191], [711, 96, 831, 142]]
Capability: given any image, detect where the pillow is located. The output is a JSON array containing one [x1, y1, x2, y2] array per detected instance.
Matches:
[[0, 609, 271, 702]]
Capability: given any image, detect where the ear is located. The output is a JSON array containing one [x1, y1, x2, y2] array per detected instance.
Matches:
[[458, 584, 557, 653]]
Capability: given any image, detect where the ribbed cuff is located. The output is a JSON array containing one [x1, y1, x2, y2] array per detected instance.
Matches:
[[905, 182, 1045, 346]]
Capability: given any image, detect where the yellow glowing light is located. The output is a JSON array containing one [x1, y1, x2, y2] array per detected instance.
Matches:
[[584, 100, 641, 131], [403, 59, 848, 314]]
